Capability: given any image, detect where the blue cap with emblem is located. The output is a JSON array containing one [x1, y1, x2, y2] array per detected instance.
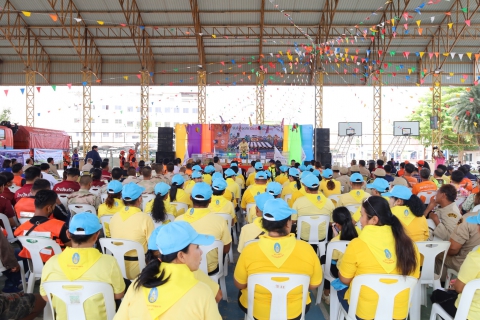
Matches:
[[212, 172, 223, 180], [230, 162, 238, 167], [152, 221, 215, 255], [262, 198, 296, 221], [312, 169, 321, 178], [466, 212, 480, 224], [322, 168, 333, 178], [171, 174, 185, 185], [300, 171, 312, 179], [191, 182, 213, 200], [69, 212, 102, 235], [350, 173, 364, 183], [367, 178, 390, 193], [191, 171, 203, 179], [254, 162, 264, 170], [306, 165, 313, 171], [302, 174, 320, 188], [279, 165, 289, 172], [122, 182, 145, 201], [254, 192, 274, 211], [267, 182, 282, 196], [299, 164, 307, 172], [204, 165, 215, 174], [224, 168, 236, 177], [255, 171, 267, 179], [107, 180, 123, 194], [265, 170, 272, 178], [382, 185, 412, 200], [212, 178, 227, 191], [288, 167, 300, 177], [154, 182, 170, 196], [192, 165, 202, 172]]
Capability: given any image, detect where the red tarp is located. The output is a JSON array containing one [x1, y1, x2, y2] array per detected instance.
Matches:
[[14, 126, 70, 150]]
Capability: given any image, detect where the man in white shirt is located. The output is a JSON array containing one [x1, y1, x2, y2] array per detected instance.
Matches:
[[213, 156, 223, 173], [173, 158, 181, 174], [40, 163, 58, 189]]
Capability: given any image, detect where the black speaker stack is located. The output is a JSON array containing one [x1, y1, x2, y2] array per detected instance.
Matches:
[[156, 127, 175, 163], [314, 128, 331, 166]]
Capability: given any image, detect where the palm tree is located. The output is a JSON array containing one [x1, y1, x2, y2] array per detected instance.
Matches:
[[451, 86, 480, 145]]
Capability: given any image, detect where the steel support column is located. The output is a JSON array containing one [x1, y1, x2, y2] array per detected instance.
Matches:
[[197, 71, 206, 124], [140, 70, 150, 161], [82, 70, 93, 155], [25, 68, 35, 127], [256, 71, 265, 125], [432, 73, 442, 153], [372, 73, 382, 159], [314, 71, 324, 128]]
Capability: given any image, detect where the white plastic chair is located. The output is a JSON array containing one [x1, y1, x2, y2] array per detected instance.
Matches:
[[284, 194, 292, 203], [141, 194, 155, 212], [0, 213, 16, 243], [217, 213, 235, 264], [430, 278, 480, 320], [443, 244, 480, 291], [328, 194, 341, 206], [99, 238, 146, 280], [296, 215, 330, 257], [346, 204, 360, 214], [427, 218, 437, 232], [149, 213, 175, 228], [99, 215, 113, 237], [245, 273, 310, 320], [89, 187, 101, 196], [339, 274, 418, 320], [68, 204, 97, 216], [170, 202, 188, 215], [418, 191, 437, 205], [243, 203, 256, 226], [100, 193, 108, 204], [199, 240, 228, 301], [57, 194, 69, 207], [9, 185, 20, 193], [17, 236, 62, 293], [0, 252, 27, 292], [472, 204, 480, 213], [42, 281, 116, 320]]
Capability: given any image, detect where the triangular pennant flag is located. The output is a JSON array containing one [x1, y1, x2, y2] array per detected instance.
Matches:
[[49, 14, 58, 21], [466, 20, 471, 26], [22, 11, 31, 17], [74, 18, 82, 22], [51, 85, 56, 91], [467, 52, 472, 59], [3, 90, 8, 96], [123, 76, 128, 80], [67, 83, 72, 89], [403, 51, 410, 58], [136, 74, 141, 79], [475, 53, 480, 61], [450, 52, 456, 59], [458, 53, 464, 60], [448, 23, 453, 29], [430, 16, 435, 23], [97, 21, 104, 25], [36, 87, 41, 93], [82, 81, 87, 86], [416, 20, 421, 27], [419, 52, 425, 58], [418, 28, 423, 35], [20, 88, 25, 94]]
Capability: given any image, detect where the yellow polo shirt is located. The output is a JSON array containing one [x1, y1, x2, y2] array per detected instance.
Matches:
[[236, 176, 245, 189], [275, 173, 289, 185], [391, 206, 429, 242], [98, 198, 125, 237], [292, 194, 335, 241], [241, 184, 267, 209], [455, 248, 480, 319], [338, 229, 420, 320], [234, 235, 322, 320], [237, 218, 265, 253], [203, 174, 212, 186], [208, 195, 236, 222], [144, 197, 178, 217], [40, 248, 125, 320], [352, 196, 389, 222], [170, 188, 193, 209], [109, 206, 155, 279], [184, 180, 196, 194], [246, 172, 256, 187], [288, 187, 307, 207], [320, 179, 342, 198], [336, 189, 370, 207], [281, 181, 299, 199], [175, 208, 232, 272], [226, 178, 241, 201], [330, 226, 362, 260]]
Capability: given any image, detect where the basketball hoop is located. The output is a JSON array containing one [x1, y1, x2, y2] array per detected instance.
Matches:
[[402, 128, 411, 136], [346, 128, 355, 136]]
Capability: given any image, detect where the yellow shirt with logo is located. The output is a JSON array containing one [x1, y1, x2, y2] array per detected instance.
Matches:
[[40, 248, 125, 320], [320, 179, 342, 198], [391, 206, 429, 242], [144, 197, 178, 217], [336, 189, 370, 207], [170, 188, 193, 209], [175, 208, 232, 273], [208, 195, 236, 222], [236, 176, 245, 189], [203, 174, 212, 186], [109, 206, 155, 279], [288, 187, 307, 207], [226, 178, 241, 200], [241, 184, 267, 209], [292, 194, 335, 241], [184, 180, 196, 195], [281, 181, 299, 199], [352, 196, 389, 222], [455, 248, 480, 319], [98, 198, 125, 237], [234, 234, 322, 320], [338, 226, 420, 320], [275, 173, 289, 185], [330, 226, 362, 260], [238, 218, 265, 253]]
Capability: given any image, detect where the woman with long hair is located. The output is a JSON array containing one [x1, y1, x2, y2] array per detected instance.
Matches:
[[115, 221, 222, 319], [280, 167, 300, 199], [320, 169, 341, 198], [169, 174, 192, 211], [337, 196, 420, 320], [145, 182, 177, 222], [384, 185, 429, 241], [97, 181, 125, 237]]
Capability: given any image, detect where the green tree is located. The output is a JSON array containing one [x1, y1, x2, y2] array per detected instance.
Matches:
[[407, 87, 476, 153], [450, 86, 480, 145], [0, 108, 11, 122]]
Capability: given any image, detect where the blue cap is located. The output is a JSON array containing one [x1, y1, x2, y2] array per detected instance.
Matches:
[[279, 165, 289, 172], [301, 171, 312, 179], [265, 170, 272, 178], [191, 182, 213, 200], [204, 165, 215, 174], [254, 162, 264, 170], [367, 178, 390, 193], [263, 198, 296, 221], [302, 174, 320, 188], [350, 173, 364, 183], [267, 182, 282, 196], [154, 182, 170, 196], [254, 192, 274, 211], [212, 178, 227, 191], [312, 169, 321, 178], [212, 172, 223, 180], [171, 174, 185, 185], [306, 165, 313, 171], [299, 165, 307, 172], [382, 185, 412, 200], [122, 182, 145, 201], [322, 169, 333, 178], [230, 162, 238, 167], [107, 180, 123, 194], [255, 171, 268, 179], [288, 167, 299, 177], [192, 171, 203, 179], [224, 168, 236, 177], [153, 221, 215, 255], [69, 212, 102, 235], [466, 212, 480, 224], [192, 165, 202, 171]]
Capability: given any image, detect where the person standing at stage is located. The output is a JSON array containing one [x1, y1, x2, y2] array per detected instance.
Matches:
[[119, 150, 126, 170], [239, 138, 249, 160], [71, 149, 79, 169]]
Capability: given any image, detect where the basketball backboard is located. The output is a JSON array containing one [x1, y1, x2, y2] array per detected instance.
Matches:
[[338, 122, 362, 136], [393, 121, 420, 136]]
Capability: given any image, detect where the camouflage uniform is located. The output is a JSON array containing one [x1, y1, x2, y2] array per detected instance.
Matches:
[[67, 189, 101, 210], [122, 176, 139, 185], [164, 172, 174, 185], [151, 174, 169, 185], [136, 179, 157, 194]]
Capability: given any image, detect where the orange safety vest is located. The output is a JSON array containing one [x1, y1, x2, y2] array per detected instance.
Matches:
[[14, 219, 65, 262]]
